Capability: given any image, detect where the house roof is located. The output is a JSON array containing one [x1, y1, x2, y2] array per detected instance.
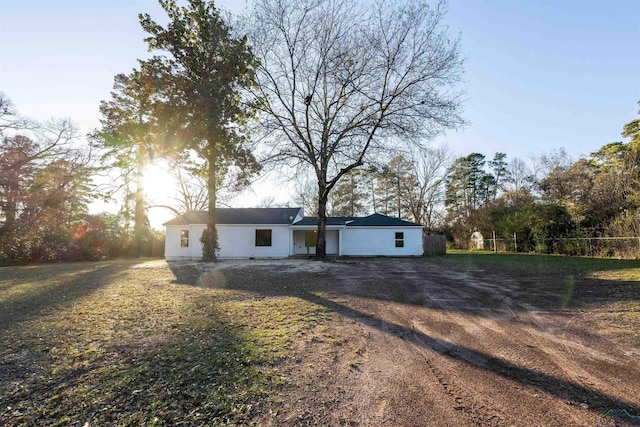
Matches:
[[348, 213, 422, 227], [292, 216, 357, 226], [165, 209, 422, 228], [164, 208, 302, 226], [292, 213, 422, 227]]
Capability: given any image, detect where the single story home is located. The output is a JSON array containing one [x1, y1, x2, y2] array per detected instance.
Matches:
[[164, 207, 423, 260]]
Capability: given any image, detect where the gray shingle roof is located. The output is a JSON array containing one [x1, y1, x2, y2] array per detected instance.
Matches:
[[165, 210, 421, 227], [164, 208, 302, 226], [292, 216, 356, 226], [292, 213, 421, 227], [347, 213, 422, 227]]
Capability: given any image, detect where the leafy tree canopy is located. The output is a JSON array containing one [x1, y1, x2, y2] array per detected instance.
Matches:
[[139, 0, 261, 260]]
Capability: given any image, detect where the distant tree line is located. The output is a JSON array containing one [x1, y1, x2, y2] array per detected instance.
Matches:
[[0, 94, 164, 265], [442, 113, 640, 257], [292, 144, 453, 230]]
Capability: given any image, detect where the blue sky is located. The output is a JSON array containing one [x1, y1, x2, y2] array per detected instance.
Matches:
[[0, 0, 247, 133], [1, 0, 637, 162], [440, 0, 639, 160], [1, 0, 639, 220]]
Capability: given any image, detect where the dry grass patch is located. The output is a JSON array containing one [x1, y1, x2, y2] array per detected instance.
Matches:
[[587, 301, 640, 347], [587, 268, 640, 282], [0, 260, 329, 426]]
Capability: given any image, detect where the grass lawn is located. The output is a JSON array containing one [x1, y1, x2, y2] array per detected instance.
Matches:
[[1, 254, 638, 425], [0, 260, 329, 426], [434, 250, 640, 278]]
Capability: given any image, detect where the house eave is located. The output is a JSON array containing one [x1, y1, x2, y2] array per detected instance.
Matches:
[[166, 223, 292, 227], [346, 225, 424, 228], [289, 225, 346, 230]]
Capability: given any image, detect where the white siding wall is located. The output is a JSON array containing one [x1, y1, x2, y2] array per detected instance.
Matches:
[[341, 227, 423, 256], [217, 225, 291, 258], [167, 223, 423, 260], [166, 224, 291, 259], [189, 225, 207, 258], [326, 230, 339, 254], [165, 225, 206, 260]]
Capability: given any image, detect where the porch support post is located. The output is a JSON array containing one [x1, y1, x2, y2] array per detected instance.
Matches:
[[289, 228, 294, 256]]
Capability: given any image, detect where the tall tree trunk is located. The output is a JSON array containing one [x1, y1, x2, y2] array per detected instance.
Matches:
[[203, 152, 218, 261], [397, 174, 401, 219], [4, 195, 16, 229], [3, 179, 19, 229], [350, 174, 357, 216], [316, 184, 328, 260], [371, 178, 377, 213], [132, 144, 146, 256]]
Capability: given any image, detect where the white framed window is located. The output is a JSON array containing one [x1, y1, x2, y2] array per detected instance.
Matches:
[[180, 230, 189, 247], [255, 229, 272, 246], [395, 232, 404, 248]]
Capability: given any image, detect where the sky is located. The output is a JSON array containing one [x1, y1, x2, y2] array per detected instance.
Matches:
[[1, 0, 639, 226]]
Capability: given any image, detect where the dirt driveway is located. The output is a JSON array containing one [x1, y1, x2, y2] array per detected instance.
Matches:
[[174, 257, 640, 426]]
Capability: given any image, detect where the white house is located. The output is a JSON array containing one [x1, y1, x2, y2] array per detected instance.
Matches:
[[164, 207, 423, 260]]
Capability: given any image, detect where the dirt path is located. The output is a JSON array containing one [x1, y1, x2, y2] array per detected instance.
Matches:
[[206, 258, 640, 426]]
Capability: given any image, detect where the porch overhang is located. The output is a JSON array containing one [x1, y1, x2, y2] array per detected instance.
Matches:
[[289, 225, 346, 230], [289, 225, 344, 256]]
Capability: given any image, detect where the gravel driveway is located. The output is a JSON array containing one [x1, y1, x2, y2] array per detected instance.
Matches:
[[185, 257, 640, 426]]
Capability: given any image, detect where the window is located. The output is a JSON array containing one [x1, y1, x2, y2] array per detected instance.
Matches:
[[255, 229, 272, 246], [180, 230, 189, 247], [395, 232, 404, 248]]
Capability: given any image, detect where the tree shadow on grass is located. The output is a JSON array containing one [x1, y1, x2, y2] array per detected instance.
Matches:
[[167, 261, 640, 418], [428, 253, 640, 310], [1, 316, 274, 426], [0, 262, 276, 426], [0, 262, 129, 333]]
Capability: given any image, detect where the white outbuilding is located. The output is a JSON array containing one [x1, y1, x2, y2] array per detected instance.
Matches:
[[471, 231, 485, 250], [164, 208, 424, 260]]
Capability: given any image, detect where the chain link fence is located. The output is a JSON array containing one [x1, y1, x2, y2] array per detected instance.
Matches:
[[478, 234, 640, 259]]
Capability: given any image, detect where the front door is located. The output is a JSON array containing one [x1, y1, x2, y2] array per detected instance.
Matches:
[[293, 230, 317, 255], [303, 231, 316, 255]]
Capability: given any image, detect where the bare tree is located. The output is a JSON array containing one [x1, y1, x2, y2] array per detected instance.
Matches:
[[173, 167, 209, 213], [146, 155, 259, 217], [149, 163, 210, 216], [1, 115, 84, 229], [0, 93, 18, 133], [0, 92, 35, 134], [258, 195, 276, 207], [249, 0, 464, 258], [409, 144, 453, 229], [292, 177, 319, 216], [505, 157, 535, 193]]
